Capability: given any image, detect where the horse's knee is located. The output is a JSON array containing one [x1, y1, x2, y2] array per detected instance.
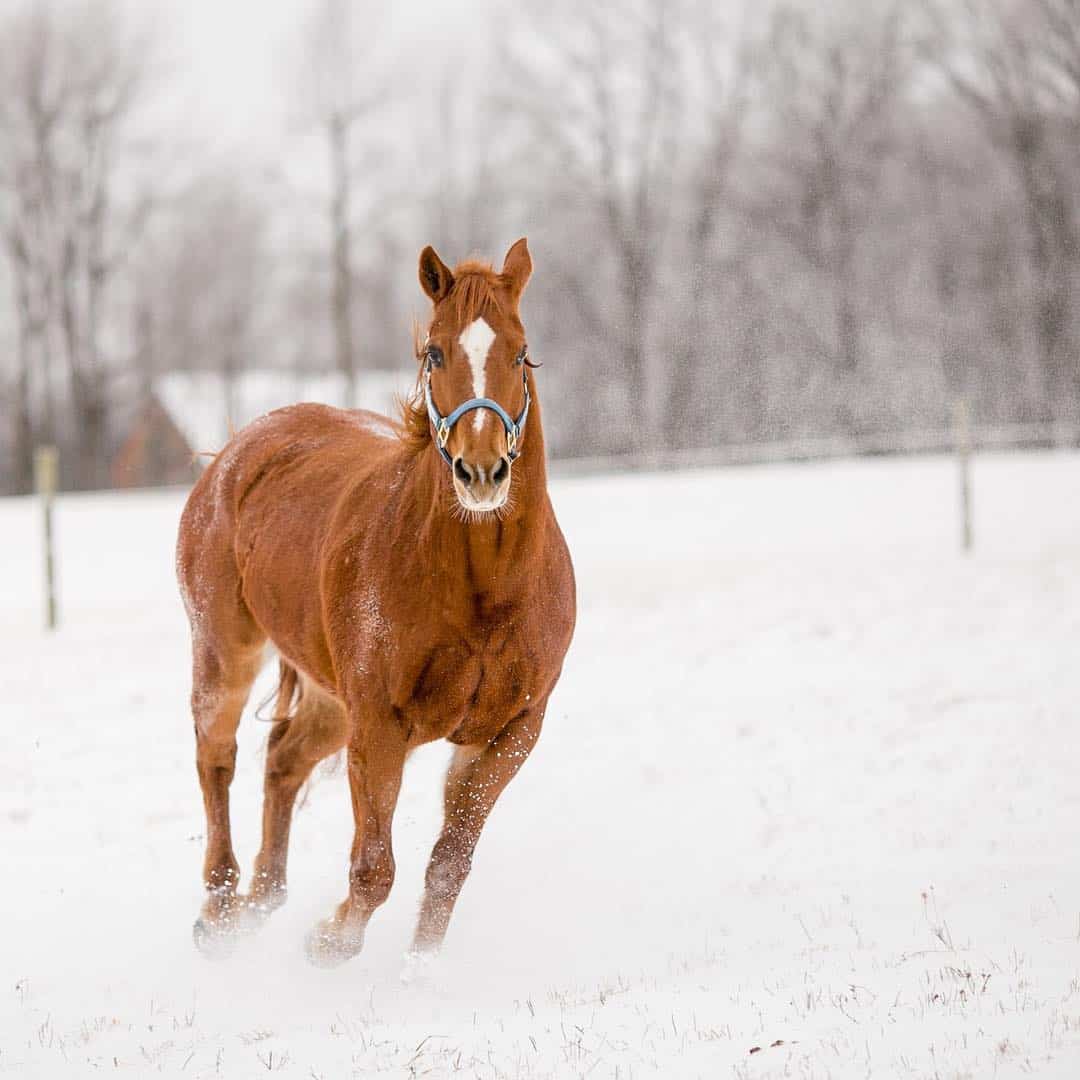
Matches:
[[196, 731, 238, 772], [266, 721, 342, 789], [299, 690, 348, 756], [264, 721, 303, 781]]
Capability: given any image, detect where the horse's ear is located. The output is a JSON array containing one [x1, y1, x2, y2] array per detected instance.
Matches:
[[419, 245, 454, 302], [501, 237, 532, 301]]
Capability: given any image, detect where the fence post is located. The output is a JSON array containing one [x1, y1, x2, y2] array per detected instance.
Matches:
[[34, 445, 59, 630], [952, 400, 973, 553]]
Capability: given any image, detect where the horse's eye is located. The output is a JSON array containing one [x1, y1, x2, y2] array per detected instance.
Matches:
[[515, 347, 528, 367], [426, 345, 444, 369]]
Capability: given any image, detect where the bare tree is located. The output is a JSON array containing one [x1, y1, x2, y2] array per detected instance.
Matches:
[[141, 174, 270, 420], [509, 0, 688, 453], [1, 192, 41, 493], [293, 0, 389, 407], [754, 2, 911, 386], [663, 0, 753, 445], [417, 64, 505, 259], [931, 0, 1080, 422], [0, 5, 64, 491], [0, 2, 154, 489]]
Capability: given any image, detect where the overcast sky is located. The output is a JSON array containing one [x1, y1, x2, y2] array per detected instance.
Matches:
[[144, 0, 490, 161]]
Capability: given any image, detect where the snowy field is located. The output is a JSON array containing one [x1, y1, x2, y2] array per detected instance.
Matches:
[[3, 451, 1080, 1079]]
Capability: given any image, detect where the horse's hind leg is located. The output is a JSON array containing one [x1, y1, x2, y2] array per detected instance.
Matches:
[[178, 487, 267, 953], [248, 671, 347, 914], [190, 636, 263, 952]]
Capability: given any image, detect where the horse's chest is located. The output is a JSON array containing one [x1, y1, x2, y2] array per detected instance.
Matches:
[[397, 627, 535, 744]]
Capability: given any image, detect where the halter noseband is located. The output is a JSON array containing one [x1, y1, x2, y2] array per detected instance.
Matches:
[[423, 356, 531, 468]]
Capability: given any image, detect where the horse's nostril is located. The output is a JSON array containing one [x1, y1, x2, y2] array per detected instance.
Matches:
[[453, 458, 473, 486], [491, 457, 509, 485]]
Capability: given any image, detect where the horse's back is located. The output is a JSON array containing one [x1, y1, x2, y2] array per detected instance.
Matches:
[[183, 403, 401, 528]]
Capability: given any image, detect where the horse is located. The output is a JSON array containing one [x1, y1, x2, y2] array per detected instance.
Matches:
[[175, 238, 576, 967]]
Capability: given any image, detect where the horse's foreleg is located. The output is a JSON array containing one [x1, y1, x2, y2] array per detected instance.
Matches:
[[411, 710, 543, 958], [249, 682, 347, 913], [305, 716, 409, 967], [191, 643, 261, 953]]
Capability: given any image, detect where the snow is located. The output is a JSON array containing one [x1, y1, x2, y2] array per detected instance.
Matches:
[[2, 450, 1080, 1078]]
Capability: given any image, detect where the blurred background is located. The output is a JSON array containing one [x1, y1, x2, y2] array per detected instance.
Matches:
[[1, 0, 1078, 494]]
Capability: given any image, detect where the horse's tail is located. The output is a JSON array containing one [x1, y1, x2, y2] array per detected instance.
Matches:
[[275, 659, 301, 721], [255, 657, 303, 723]]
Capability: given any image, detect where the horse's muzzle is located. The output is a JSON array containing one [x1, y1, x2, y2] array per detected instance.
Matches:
[[452, 455, 511, 511]]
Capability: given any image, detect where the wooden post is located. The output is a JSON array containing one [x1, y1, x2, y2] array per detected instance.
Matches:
[[34, 445, 59, 630], [952, 399, 973, 553]]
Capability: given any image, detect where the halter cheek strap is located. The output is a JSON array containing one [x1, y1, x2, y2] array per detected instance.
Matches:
[[423, 362, 531, 468]]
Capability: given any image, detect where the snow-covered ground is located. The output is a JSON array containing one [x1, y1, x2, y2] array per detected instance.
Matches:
[[2, 451, 1080, 1079]]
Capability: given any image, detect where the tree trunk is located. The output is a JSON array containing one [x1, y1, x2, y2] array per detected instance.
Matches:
[[329, 111, 356, 409], [11, 325, 35, 495]]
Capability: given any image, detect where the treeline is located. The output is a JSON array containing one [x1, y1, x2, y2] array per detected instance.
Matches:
[[1, 0, 1078, 492]]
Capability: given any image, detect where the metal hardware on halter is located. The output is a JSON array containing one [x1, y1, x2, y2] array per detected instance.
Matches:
[[423, 357, 531, 468]]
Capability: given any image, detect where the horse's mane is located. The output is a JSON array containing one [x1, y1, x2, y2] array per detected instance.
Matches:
[[399, 260, 506, 456]]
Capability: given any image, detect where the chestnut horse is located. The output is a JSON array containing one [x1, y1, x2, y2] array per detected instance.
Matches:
[[176, 239, 575, 966]]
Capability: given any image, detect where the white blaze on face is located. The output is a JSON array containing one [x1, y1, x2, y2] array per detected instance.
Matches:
[[458, 317, 496, 431]]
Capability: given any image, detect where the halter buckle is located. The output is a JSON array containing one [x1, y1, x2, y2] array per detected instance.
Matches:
[[436, 420, 450, 448], [506, 427, 518, 456]]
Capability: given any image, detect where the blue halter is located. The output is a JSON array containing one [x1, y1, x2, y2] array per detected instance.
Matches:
[[423, 358, 531, 468]]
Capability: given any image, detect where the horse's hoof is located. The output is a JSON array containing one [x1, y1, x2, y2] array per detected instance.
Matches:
[[192, 917, 237, 960], [234, 888, 286, 931], [248, 874, 288, 916], [247, 885, 287, 917], [400, 949, 438, 988], [304, 922, 362, 968]]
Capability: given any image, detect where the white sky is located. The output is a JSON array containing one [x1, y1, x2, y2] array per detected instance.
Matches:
[[161, 0, 297, 149], [141, 0, 489, 161]]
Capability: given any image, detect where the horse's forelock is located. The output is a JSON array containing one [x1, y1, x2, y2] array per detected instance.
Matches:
[[446, 262, 504, 327]]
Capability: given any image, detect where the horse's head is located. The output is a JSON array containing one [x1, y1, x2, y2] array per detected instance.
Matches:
[[418, 238, 534, 514]]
